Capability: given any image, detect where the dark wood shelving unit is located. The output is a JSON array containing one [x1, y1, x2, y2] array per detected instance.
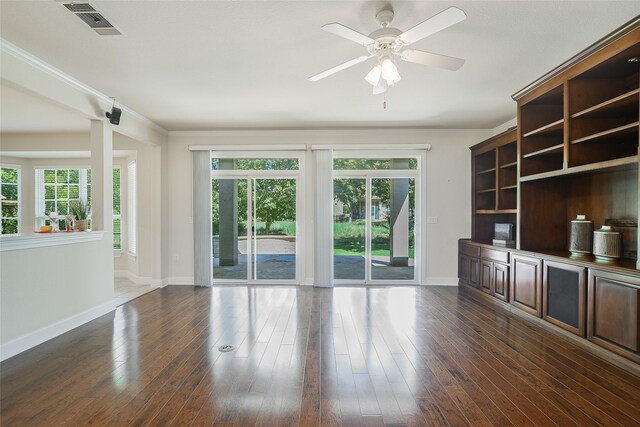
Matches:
[[462, 17, 640, 365], [470, 128, 517, 243]]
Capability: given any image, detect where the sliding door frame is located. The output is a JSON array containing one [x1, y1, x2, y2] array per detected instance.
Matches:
[[332, 150, 426, 286], [210, 151, 305, 285]]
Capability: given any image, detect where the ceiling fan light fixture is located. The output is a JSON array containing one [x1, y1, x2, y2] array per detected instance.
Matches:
[[365, 65, 382, 86], [380, 58, 401, 85]]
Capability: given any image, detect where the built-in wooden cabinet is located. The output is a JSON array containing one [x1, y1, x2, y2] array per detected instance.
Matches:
[[471, 129, 518, 244], [543, 260, 586, 336], [510, 254, 543, 317], [461, 18, 640, 365], [588, 269, 640, 363]]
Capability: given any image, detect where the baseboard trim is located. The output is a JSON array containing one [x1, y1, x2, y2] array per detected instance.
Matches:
[[166, 276, 195, 285], [0, 300, 116, 362], [424, 277, 458, 286], [114, 270, 155, 286]]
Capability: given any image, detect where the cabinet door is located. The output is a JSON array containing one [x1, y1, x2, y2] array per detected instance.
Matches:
[[458, 254, 470, 284], [480, 260, 493, 294], [493, 263, 509, 302], [469, 257, 480, 288], [510, 254, 542, 317], [543, 260, 586, 336], [588, 270, 640, 362]]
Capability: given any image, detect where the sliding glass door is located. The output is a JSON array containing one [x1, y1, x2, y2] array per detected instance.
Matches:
[[333, 158, 420, 284], [211, 156, 300, 284]]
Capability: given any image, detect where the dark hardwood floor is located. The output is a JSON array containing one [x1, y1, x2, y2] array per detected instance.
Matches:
[[2, 285, 639, 426]]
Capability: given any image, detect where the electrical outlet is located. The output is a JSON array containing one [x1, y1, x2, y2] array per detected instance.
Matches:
[[427, 216, 438, 224], [188, 216, 193, 224]]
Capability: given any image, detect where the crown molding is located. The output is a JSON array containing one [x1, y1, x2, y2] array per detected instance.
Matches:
[[490, 117, 517, 136], [0, 38, 168, 136]]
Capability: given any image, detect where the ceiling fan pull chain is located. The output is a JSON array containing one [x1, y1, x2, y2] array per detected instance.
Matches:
[[383, 92, 387, 110]]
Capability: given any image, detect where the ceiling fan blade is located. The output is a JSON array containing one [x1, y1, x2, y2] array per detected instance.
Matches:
[[308, 55, 373, 82], [398, 6, 466, 46], [400, 49, 465, 71], [322, 23, 375, 46]]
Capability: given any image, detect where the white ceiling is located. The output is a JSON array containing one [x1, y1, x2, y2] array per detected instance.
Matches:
[[1, 1, 639, 131], [1, 83, 90, 133]]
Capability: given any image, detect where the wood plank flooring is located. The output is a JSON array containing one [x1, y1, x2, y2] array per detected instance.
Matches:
[[2, 285, 639, 426]]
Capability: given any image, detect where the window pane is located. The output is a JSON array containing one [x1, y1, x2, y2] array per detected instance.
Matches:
[[2, 204, 18, 217], [1, 168, 18, 184], [1, 219, 18, 234], [86, 169, 91, 184], [44, 170, 56, 183], [1, 184, 18, 201], [56, 169, 69, 183], [44, 184, 55, 199], [113, 218, 121, 250], [58, 200, 69, 214], [113, 169, 121, 215], [69, 185, 80, 199], [45, 201, 55, 213], [333, 158, 418, 170], [57, 185, 69, 199], [212, 158, 299, 170], [69, 169, 80, 184]]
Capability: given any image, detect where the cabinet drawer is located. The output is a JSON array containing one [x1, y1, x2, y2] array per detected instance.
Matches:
[[481, 248, 510, 264], [588, 269, 640, 362], [460, 242, 481, 258]]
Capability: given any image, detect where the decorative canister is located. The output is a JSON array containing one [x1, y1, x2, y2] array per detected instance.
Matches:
[[569, 214, 593, 255], [593, 225, 622, 261]]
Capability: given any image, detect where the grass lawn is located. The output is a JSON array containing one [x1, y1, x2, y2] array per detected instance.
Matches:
[[250, 220, 414, 258]]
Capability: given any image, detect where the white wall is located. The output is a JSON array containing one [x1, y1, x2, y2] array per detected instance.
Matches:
[[165, 129, 492, 285], [0, 236, 115, 359]]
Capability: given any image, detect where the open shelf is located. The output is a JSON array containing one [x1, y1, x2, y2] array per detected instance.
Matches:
[[476, 167, 496, 175], [501, 185, 517, 190], [476, 188, 496, 194], [570, 122, 639, 144], [523, 119, 564, 138], [520, 155, 638, 182], [522, 143, 564, 159], [571, 89, 640, 119], [500, 161, 517, 169], [476, 209, 517, 215]]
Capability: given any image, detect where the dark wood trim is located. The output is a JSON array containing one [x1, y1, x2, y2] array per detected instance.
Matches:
[[513, 17, 640, 101]]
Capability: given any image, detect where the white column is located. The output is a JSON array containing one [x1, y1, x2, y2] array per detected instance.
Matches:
[[90, 120, 113, 234], [314, 149, 333, 287], [193, 151, 212, 287]]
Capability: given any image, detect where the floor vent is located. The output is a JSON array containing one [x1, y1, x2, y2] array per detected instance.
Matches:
[[61, 2, 122, 36], [218, 345, 235, 353]]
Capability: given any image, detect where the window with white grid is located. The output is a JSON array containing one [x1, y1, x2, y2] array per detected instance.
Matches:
[[113, 167, 122, 251], [36, 168, 90, 230], [127, 161, 137, 255], [1, 166, 20, 235]]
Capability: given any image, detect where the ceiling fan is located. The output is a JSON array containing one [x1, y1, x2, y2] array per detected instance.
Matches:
[[308, 5, 467, 94]]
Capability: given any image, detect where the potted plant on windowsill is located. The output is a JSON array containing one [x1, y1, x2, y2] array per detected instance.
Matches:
[[70, 199, 90, 231]]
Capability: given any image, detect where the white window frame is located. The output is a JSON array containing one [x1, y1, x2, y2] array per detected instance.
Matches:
[[112, 166, 122, 253], [127, 160, 137, 256], [35, 167, 90, 230], [1, 164, 21, 235]]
